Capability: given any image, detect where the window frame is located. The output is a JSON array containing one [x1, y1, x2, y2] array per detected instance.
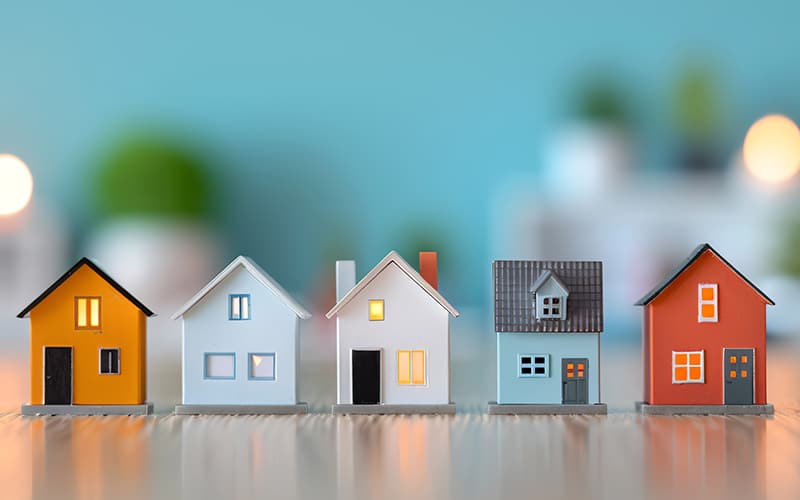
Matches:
[[368, 299, 385, 321], [397, 349, 426, 386], [536, 295, 564, 320], [247, 352, 276, 381], [229, 294, 251, 321], [672, 350, 705, 384], [75, 296, 102, 330], [518, 353, 549, 378], [98, 348, 120, 375], [204, 352, 236, 380], [697, 284, 718, 323]]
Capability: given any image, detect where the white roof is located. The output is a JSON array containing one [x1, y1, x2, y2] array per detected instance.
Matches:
[[325, 251, 459, 319], [172, 256, 312, 320]]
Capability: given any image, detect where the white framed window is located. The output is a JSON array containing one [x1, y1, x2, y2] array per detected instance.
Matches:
[[519, 354, 549, 378], [397, 350, 425, 385], [369, 299, 385, 321], [229, 294, 251, 320], [672, 350, 704, 384], [698, 284, 718, 323], [99, 348, 120, 375], [248, 353, 275, 380], [75, 297, 101, 329], [536, 295, 564, 319], [205, 353, 235, 379]]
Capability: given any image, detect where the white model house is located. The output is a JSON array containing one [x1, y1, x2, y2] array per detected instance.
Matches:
[[326, 251, 459, 414], [172, 256, 311, 414]]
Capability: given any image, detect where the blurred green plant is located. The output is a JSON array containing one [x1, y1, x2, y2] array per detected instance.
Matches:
[[776, 216, 800, 277], [93, 131, 211, 219], [573, 77, 632, 129], [673, 63, 719, 140]]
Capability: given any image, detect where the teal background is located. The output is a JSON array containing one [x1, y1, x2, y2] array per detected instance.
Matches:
[[2, 2, 799, 304]]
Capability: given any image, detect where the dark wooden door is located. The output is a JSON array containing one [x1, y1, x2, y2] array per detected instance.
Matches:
[[724, 348, 754, 405], [352, 350, 380, 404], [44, 347, 72, 405], [562, 358, 589, 404]]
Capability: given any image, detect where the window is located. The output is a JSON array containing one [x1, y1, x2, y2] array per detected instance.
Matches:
[[698, 284, 718, 323], [229, 294, 251, 320], [672, 351, 704, 384], [397, 350, 425, 385], [248, 353, 275, 380], [75, 297, 101, 329], [99, 348, 120, 374], [536, 295, 564, 319], [519, 354, 549, 378], [369, 299, 385, 321], [205, 353, 235, 379]]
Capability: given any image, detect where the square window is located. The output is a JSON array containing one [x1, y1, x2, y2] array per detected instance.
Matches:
[[519, 353, 549, 378], [99, 348, 119, 374], [205, 353, 235, 379], [248, 353, 275, 380], [369, 300, 385, 321], [229, 294, 251, 320], [673, 350, 704, 384]]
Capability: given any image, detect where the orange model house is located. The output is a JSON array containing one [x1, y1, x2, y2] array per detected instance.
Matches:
[[636, 243, 774, 415], [18, 257, 155, 415]]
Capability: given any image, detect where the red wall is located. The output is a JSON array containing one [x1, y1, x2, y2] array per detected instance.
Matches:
[[644, 250, 768, 405]]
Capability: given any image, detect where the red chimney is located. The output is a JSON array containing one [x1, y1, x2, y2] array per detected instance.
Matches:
[[419, 251, 438, 290]]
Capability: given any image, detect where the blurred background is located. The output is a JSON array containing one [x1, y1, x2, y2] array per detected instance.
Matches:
[[3, 2, 800, 408]]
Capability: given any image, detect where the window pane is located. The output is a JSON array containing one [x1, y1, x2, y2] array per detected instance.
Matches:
[[231, 296, 240, 319], [730, 356, 737, 364], [674, 367, 688, 381], [729, 370, 737, 378], [741, 355, 748, 364], [412, 351, 425, 384], [521, 356, 532, 364], [534, 356, 545, 364], [369, 300, 384, 321], [534, 367, 545, 375], [521, 367, 532, 374], [543, 298, 549, 304], [552, 298, 559, 305], [689, 367, 702, 380], [397, 351, 410, 384], [701, 304, 715, 318], [206, 354, 235, 378], [250, 354, 274, 379], [689, 353, 702, 365], [675, 353, 687, 365], [90, 299, 100, 327], [241, 296, 250, 320], [701, 286, 715, 301], [77, 298, 87, 327]]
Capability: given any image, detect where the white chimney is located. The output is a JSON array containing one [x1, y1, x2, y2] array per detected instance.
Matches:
[[335, 260, 356, 301]]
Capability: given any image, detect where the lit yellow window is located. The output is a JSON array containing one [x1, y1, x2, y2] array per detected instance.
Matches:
[[76, 297, 101, 329], [368, 300, 384, 321], [698, 284, 718, 322], [673, 350, 704, 384], [397, 350, 425, 385]]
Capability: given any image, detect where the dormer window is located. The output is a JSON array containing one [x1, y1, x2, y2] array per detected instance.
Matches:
[[530, 270, 569, 321], [537, 295, 565, 319]]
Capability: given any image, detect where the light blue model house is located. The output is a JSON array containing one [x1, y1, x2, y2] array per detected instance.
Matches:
[[489, 260, 606, 414], [172, 256, 312, 414]]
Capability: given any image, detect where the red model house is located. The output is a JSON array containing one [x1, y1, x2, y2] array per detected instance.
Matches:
[[636, 243, 774, 415]]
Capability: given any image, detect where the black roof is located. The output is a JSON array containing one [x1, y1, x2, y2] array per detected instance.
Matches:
[[493, 260, 603, 333], [17, 257, 155, 318], [634, 243, 774, 306]]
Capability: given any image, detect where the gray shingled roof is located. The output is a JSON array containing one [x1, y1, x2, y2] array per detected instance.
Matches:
[[493, 260, 603, 333]]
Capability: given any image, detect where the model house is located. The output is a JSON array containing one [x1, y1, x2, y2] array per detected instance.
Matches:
[[636, 243, 774, 415], [171, 256, 311, 414], [488, 260, 606, 414], [17, 257, 155, 415], [326, 251, 459, 414]]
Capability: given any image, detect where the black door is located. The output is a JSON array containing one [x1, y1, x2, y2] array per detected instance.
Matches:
[[724, 348, 754, 405], [44, 347, 72, 405], [352, 350, 380, 404], [562, 358, 589, 404]]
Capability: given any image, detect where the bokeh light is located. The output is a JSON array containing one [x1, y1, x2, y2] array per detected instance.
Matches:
[[743, 114, 800, 184], [0, 154, 34, 216]]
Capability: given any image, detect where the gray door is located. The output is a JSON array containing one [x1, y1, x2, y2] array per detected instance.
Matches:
[[562, 358, 588, 404], [724, 348, 754, 405], [44, 347, 72, 405]]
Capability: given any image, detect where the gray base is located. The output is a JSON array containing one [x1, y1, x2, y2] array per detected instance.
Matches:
[[639, 403, 775, 415], [174, 403, 309, 415], [332, 403, 456, 415], [21, 403, 153, 416], [488, 402, 608, 415]]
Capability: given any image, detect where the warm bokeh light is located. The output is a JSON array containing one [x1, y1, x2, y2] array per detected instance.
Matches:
[[0, 154, 34, 216], [743, 114, 800, 184]]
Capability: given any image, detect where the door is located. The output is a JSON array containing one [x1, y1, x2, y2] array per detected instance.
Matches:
[[352, 350, 380, 404], [44, 347, 72, 405], [724, 348, 754, 405], [562, 358, 588, 404]]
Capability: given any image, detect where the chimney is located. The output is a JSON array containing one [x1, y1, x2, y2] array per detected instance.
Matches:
[[419, 251, 438, 290], [335, 260, 356, 301]]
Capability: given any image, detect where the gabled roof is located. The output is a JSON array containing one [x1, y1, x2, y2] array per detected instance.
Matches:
[[171, 256, 312, 320], [634, 243, 775, 306], [325, 251, 459, 319], [529, 269, 569, 295], [17, 257, 155, 318], [493, 260, 603, 333]]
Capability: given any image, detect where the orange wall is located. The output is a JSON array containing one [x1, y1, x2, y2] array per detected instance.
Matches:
[[28, 265, 146, 405], [644, 250, 768, 405]]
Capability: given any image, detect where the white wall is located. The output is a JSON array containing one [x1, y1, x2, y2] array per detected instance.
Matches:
[[182, 266, 299, 405], [336, 262, 451, 405]]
